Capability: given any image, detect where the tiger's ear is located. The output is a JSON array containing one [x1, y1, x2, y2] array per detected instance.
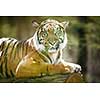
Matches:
[[61, 21, 69, 30], [32, 20, 39, 28]]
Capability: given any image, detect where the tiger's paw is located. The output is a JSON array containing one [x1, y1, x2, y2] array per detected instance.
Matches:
[[69, 63, 82, 73], [61, 60, 82, 73]]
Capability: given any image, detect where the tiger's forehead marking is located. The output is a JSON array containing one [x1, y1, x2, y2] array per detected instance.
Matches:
[[44, 23, 56, 31], [42, 23, 61, 32], [40, 19, 64, 29]]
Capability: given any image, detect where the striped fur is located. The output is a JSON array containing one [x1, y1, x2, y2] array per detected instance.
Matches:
[[0, 38, 34, 78], [0, 19, 81, 78]]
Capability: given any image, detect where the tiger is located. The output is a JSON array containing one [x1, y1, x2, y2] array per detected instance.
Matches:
[[0, 19, 81, 78]]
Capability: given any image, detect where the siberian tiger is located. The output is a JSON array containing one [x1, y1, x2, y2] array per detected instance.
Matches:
[[0, 19, 81, 78]]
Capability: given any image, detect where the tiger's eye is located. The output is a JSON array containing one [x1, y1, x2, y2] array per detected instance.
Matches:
[[39, 38, 43, 44], [41, 30, 48, 37], [42, 33, 47, 37], [59, 38, 63, 43]]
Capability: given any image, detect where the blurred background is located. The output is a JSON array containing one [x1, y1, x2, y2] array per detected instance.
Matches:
[[0, 16, 100, 82]]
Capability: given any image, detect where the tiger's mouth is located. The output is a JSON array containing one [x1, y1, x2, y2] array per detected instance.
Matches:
[[45, 44, 60, 53]]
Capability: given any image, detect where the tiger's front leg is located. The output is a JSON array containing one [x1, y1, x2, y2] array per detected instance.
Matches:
[[15, 57, 71, 78], [15, 58, 48, 78]]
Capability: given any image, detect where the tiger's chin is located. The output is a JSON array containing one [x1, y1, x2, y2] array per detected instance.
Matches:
[[37, 44, 59, 53], [48, 49, 58, 53], [40, 49, 58, 54]]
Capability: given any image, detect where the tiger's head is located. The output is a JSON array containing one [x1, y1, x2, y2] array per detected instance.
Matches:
[[33, 19, 69, 53]]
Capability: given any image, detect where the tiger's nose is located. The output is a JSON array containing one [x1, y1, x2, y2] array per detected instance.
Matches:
[[49, 40, 56, 45]]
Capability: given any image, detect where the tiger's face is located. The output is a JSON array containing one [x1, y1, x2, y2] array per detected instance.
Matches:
[[33, 19, 69, 53]]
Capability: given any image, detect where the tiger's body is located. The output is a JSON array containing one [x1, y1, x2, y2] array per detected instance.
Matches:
[[0, 19, 81, 78], [0, 38, 33, 77]]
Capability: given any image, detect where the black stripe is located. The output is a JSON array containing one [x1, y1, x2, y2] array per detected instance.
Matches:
[[10, 41, 18, 58], [55, 50, 60, 63], [3, 39, 14, 77], [45, 54, 52, 63], [0, 62, 3, 78], [0, 41, 6, 57], [10, 70, 15, 77], [19, 41, 23, 58], [41, 51, 52, 63], [16, 41, 22, 59], [13, 42, 18, 60], [0, 41, 6, 51], [22, 40, 26, 57], [0, 51, 4, 76], [4, 55, 10, 77], [22, 41, 24, 57], [25, 42, 29, 55], [38, 51, 52, 63]]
